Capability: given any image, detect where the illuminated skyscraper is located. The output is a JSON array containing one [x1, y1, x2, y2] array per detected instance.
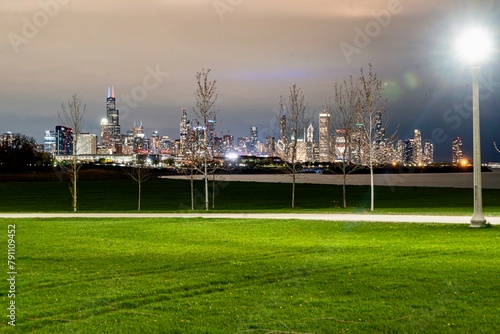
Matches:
[[44, 130, 56, 154], [55, 125, 73, 156], [374, 111, 385, 146], [306, 123, 314, 161], [452, 137, 463, 164], [208, 119, 216, 150], [250, 126, 258, 153], [132, 120, 145, 154], [222, 131, 234, 153], [100, 118, 109, 147], [150, 130, 160, 154], [413, 129, 422, 164], [403, 138, 414, 164], [179, 108, 189, 153], [265, 136, 275, 155], [132, 120, 145, 138], [334, 129, 346, 162], [75, 134, 97, 155], [280, 108, 287, 143], [106, 86, 120, 141], [275, 106, 288, 156], [396, 139, 404, 163], [318, 111, 330, 162], [423, 140, 434, 165]]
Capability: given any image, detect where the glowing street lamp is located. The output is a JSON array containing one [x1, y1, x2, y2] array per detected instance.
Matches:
[[456, 27, 492, 228]]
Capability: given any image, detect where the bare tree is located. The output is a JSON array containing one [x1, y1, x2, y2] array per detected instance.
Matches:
[[279, 84, 312, 208], [328, 77, 366, 208], [209, 159, 227, 209], [357, 64, 387, 212], [193, 68, 218, 211], [58, 94, 86, 212], [123, 160, 152, 211], [182, 128, 205, 210]]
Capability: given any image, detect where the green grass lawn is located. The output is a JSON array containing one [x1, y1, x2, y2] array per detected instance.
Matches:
[[1, 178, 500, 215], [1, 218, 499, 333]]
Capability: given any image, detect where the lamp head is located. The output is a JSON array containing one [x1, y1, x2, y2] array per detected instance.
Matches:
[[456, 27, 493, 65]]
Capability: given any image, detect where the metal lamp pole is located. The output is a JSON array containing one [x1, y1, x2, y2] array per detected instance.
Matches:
[[470, 65, 487, 227]]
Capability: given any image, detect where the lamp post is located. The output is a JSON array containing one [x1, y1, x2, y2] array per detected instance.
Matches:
[[456, 28, 492, 228], [470, 64, 487, 227]]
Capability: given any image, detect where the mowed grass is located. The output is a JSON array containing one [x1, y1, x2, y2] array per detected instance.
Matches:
[[1, 218, 499, 333], [1, 178, 500, 215]]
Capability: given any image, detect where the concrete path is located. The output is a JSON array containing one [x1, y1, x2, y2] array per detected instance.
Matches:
[[2, 213, 498, 225]]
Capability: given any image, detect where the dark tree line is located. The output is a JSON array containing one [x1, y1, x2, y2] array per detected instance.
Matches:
[[0, 133, 51, 170]]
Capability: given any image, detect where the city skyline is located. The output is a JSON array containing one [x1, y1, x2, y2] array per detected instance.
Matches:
[[24, 85, 487, 164], [40, 91, 440, 166], [2, 1, 500, 162]]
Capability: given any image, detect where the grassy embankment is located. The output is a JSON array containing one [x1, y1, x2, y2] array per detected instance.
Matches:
[[0, 177, 500, 215], [0, 218, 499, 333]]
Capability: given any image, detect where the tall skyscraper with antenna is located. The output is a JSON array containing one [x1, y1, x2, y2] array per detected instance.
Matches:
[[106, 86, 120, 142], [179, 108, 190, 154]]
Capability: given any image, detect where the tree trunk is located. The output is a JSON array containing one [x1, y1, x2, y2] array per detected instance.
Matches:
[[190, 175, 194, 211], [343, 171, 347, 208], [292, 161, 296, 209], [72, 159, 77, 212], [212, 172, 215, 209], [370, 163, 374, 212], [204, 158, 209, 211], [138, 180, 141, 211]]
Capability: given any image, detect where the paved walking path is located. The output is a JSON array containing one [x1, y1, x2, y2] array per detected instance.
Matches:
[[2, 213, 498, 225]]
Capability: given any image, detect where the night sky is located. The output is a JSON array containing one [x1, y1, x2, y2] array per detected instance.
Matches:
[[2, 0, 500, 162]]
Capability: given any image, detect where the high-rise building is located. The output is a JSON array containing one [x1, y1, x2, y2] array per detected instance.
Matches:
[[100, 118, 109, 147], [452, 137, 463, 164], [160, 136, 172, 154], [423, 140, 434, 165], [55, 125, 73, 156], [194, 126, 206, 148], [318, 111, 330, 162], [277, 107, 288, 156], [403, 138, 414, 165], [132, 121, 146, 154], [222, 131, 234, 153], [132, 120, 145, 138], [396, 139, 404, 164], [106, 86, 120, 142], [374, 111, 385, 146], [150, 131, 160, 154], [280, 108, 287, 143], [250, 126, 258, 153], [306, 123, 314, 162], [306, 123, 314, 143], [208, 119, 216, 148], [179, 108, 189, 153], [413, 129, 422, 164], [296, 138, 307, 162], [213, 134, 223, 156], [265, 136, 275, 155], [334, 129, 346, 162], [75, 134, 97, 155], [44, 130, 56, 154]]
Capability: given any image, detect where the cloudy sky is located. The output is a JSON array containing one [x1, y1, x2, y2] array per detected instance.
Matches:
[[1, 0, 500, 162]]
